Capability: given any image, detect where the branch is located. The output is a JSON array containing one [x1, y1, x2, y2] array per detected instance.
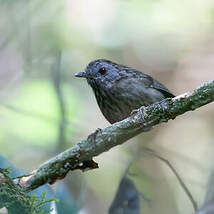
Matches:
[[19, 80, 214, 191]]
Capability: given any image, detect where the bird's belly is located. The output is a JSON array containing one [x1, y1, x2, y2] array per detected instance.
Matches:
[[97, 94, 144, 124], [95, 87, 165, 124]]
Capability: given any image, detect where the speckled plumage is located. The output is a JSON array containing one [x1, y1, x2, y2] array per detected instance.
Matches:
[[75, 59, 175, 124]]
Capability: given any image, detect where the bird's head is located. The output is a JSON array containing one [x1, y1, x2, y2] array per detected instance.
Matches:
[[75, 59, 123, 89]]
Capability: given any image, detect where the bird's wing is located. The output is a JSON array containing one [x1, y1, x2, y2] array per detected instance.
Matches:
[[130, 69, 175, 98], [148, 76, 175, 98], [121, 67, 175, 98]]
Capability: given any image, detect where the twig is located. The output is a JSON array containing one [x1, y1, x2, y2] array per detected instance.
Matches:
[[52, 51, 67, 152], [142, 148, 198, 212]]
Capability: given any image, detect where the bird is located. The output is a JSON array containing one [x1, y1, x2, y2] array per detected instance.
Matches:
[[75, 59, 175, 124]]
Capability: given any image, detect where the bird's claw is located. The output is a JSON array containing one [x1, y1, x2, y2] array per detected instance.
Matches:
[[131, 106, 147, 122], [130, 109, 138, 115], [87, 128, 102, 142]]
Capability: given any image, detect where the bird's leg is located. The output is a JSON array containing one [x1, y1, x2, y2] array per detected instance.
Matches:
[[131, 106, 152, 132], [131, 106, 147, 122], [87, 128, 102, 143]]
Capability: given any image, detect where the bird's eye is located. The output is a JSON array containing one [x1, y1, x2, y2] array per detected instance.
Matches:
[[98, 67, 107, 75]]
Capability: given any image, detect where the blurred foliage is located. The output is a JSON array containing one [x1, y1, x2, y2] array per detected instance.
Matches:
[[0, 80, 79, 146], [0, 156, 53, 213], [0, 156, 80, 214], [55, 182, 80, 214], [109, 176, 141, 214]]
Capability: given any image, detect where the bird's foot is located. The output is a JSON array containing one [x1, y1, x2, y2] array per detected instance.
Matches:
[[131, 106, 152, 131], [87, 128, 102, 142], [131, 106, 146, 121], [131, 106, 147, 122]]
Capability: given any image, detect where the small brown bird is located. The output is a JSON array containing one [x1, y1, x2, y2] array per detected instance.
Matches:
[[75, 59, 174, 124]]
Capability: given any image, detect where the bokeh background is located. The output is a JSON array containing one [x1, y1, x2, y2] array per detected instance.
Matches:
[[0, 0, 214, 213]]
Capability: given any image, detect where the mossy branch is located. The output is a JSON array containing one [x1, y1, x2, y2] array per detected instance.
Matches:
[[18, 80, 214, 191]]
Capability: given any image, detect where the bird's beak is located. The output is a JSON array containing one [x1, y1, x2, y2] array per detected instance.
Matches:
[[75, 71, 87, 78]]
